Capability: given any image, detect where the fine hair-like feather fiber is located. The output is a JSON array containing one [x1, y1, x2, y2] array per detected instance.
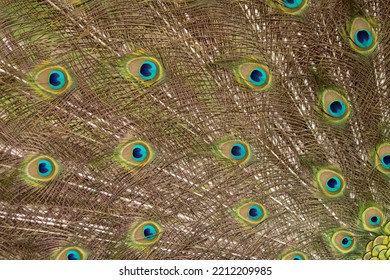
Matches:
[[0, 0, 389, 260]]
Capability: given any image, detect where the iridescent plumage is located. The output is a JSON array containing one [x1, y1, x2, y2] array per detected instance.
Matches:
[[0, 0, 389, 260]]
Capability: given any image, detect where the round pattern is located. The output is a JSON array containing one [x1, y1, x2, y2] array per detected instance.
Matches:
[[320, 89, 350, 123], [354, 29, 373, 49], [347, 17, 377, 54], [281, 251, 308, 260], [32, 65, 72, 97], [341, 236, 353, 248], [249, 68, 267, 87], [362, 207, 385, 231], [66, 250, 81, 260], [372, 143, 390, 175], [332, 230, 356, 253], [127, 220, 163, 248], [234, 201, 267, 225], [326, 176, 342, 193], [370, 215, 381, 226], [234, 62, 272, 91], [248, 205, 263, 220], [282, 0, 303, 9], [22, 155, 59, 187], [48, 70, 67, 90], [139, 60, 158, 81], [132, 144, 148, 162], [328, 100, 346, 118], [316, 168, 346, 198], [37, 159, 53, 177], [143, 224, 158, 241], [54, 246, 87, 260], [380, 154, 390, 170], [115, 140, 154, 169], [230, 143, 247, 161]]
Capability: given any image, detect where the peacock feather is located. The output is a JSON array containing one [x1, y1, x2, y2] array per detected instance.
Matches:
[[0, 0, 389, 260]]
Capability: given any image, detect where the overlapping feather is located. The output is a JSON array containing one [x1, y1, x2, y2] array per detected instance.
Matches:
[[0, 0, 389, 260]]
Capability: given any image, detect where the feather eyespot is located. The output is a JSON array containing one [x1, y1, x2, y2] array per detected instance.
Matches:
[[234, 201, 267, 225], [216, 139, 252, 164], [21, 155, 59, 187], [37, 159, 54, 177], [292, 255, 304, 260], [326, 176, 342, 192], [127, 221, 163, 249], [48, 69, 67, 90], [381, 155, 390, 170], [319, 89, 350, 123], [354, 30, 373, 48], [328, 100, 346, 117], [282, 0, 303, 9], [347, 17, 378, 55], [142, 224, 158, 241], [361, 207, 385, 231], [331, 230, 356, 253], [315, 168, 346, 198], [248, 205, 263, 220], [341, 236, 353, 248], [114, 140, 155, 170], [55, 247, 87, 260], [249, 67, 268, 87], [66, 250, 81, 260], [230, 143, 248, 161], [369, 215, 381, 226], [233, 62, 272, 91], [132, 144, 149, 162], [281, 251, 307, 260], [277, 0, 308, 15], [139, 60, 159, 81], [372, 143, 390, 175], [31, 65, 72, 97], [124, 56, 164, 85]]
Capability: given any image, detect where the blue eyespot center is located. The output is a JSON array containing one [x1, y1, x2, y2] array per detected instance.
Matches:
[[230, 143, 247, 160], [354, 29, 373, 48], [49, 73, 61, 86], [341, 236, 352, 248], [143, 225, 157, 241], [132, 144, 148, 162], [292, 255, 303, 260], [250, 70, 262, 82], [370, 215, 380, 226], [66, 250, 81, 260], [37, 159, 53, 177], [381, 155, 390, 169], [249, 68, 267, 86], [357, 30, 369, 44], [133, 148, 142, 158], [248, 205, 263, 220], [326, 176, 341, 192], [48, 70, 66, 90], [328, 100, 346, 118], [282, 0, 303, 8], [139, 61, 158, 81]]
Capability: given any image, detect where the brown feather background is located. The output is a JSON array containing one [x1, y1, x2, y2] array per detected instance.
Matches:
[[0, 0, 389, 260]]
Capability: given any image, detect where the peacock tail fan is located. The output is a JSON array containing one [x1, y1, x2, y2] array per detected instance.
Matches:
[[0, 0, 389, 260]]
